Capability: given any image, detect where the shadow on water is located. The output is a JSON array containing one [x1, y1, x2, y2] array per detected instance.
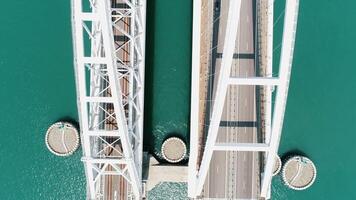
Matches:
[[57, 116, 80, 130], [143, 0, 192, 164], [144, 0, 156, 153], [152, 153, 189, 166], [280, 149, 308, 162]]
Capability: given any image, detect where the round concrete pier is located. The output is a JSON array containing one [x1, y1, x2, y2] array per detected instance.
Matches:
[[272, 155, 282, 176], [282, 156, 317, 190], [161, 137, 186, 163], [45, 122, 80, 156]]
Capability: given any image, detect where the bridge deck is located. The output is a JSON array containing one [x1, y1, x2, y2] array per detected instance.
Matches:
[[197, 0, 262, 198], [100, 1, 132, 199]]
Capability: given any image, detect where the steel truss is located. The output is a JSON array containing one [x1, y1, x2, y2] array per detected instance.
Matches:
[[71, 0, 146, 199], [190, 0, 299, 198]]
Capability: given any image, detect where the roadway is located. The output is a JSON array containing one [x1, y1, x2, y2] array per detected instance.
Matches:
[[202, 0, 260, 199]]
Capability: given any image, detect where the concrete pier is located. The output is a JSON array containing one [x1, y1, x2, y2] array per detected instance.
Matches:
[[45, 122, 79, 156], [282, 156, 317, 190], [273, 155, 282, 176], [161, 137, 187, 163]]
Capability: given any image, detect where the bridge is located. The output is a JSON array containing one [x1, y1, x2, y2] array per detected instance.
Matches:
[[70, 0, 298, 199], [71, 0, 146, 199], [188, 0, 299, 199]]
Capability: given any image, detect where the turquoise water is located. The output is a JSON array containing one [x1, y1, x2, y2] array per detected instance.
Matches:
[[144, 0, 192, 161], [1, 0, 356, 199], [0, 1, 85, 199], [272, 0, 356, 199], [148, 182, 187, 200]]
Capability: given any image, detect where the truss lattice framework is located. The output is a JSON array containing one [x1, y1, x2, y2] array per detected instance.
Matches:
[[190, 0, 299, 198], [71, 0, 146, 199]]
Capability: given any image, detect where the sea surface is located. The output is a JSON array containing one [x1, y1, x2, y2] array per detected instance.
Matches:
[[144, 0, 192, 161], [0, 1, 85, 199], [0, 0, 355, 199], [272, 0, 356, 199]]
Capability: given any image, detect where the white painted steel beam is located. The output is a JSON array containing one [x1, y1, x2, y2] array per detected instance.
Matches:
[[82, 57, 110, 64], [228, 77, 280, 86], [264, 1, 274, 198], [84, 97, 116, 103], [265, 0, 274, 144], [213, 143, 269, 152], [86, 130, 120, 137], [260, 0, 299, 197], [71, 0, 146, 199], [195, 0, 242, 196], [96, 1, 141, 197], [71, 0, 97, 197], [82, 157, 129, 164], [187, 0, 201, 197]]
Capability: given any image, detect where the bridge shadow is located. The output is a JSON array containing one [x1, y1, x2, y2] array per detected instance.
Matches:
[[143, 0, 156, 153], [57, 116, 79, 130], [280, 149, 308, 162]]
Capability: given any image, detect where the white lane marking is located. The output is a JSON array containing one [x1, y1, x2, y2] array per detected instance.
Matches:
[[216, 166, 219, 173]]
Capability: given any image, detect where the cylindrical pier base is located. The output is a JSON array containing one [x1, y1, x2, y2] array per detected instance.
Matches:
[[45, 122, 80, 156], [273, 155, 282, 176], [281, 156, 317, 190], [161, 137, 187, 163]]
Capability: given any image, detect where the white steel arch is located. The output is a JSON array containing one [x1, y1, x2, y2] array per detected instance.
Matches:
[[193, 0, 243, 195], [71, 0, 146, 199], [187, 0, 201, 196], [260, 0, 299, 197], [189, 0, 299, 198]]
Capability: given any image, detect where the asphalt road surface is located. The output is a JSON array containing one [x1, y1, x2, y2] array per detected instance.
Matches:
[[203, 0, 260, 199]]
